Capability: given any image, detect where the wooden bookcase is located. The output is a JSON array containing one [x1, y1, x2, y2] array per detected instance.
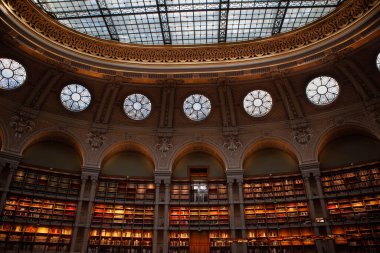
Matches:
[[2, 195, 76, 223], [169, 231, 231, 253], [0, 223, 72, 252], [209, 231, 231, 252], [169, 206, 229, 227], [169, 231, 190, 253], [326, 194, 380, 221], [332, 224, 380, 252], [0, 165, 80, 252], [243, 174, 305, 201], [171, 180, 228, 203], [92, 203, 154, 226], [245, 202, 310, 225], [88, 228, 152, 253], [96, 177, 155, 203], [247, 228, 316, 253], [321, 162, 380, 195], [10, 166, 81, 199]]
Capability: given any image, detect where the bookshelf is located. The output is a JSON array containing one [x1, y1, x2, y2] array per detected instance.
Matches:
[[326, 195, 380, 221], [247, 228, 316, 253], [209, 231, 231, 252], [92, 203, 154, 226], [332, 224, 380, 252], [2, 195, 77, 223], [10, 166, 81, 199], [169, 231, 190, 253], [245, 202, 310, 225], [169, 206, 229, 226], [171, 180, 228, 203], [169, 231, 231, 253], [96, 177, 155, 202], [321, 162, 380, 195], [243, 175, 305, 201], [0, 223, 72, 252], [88, 228, 152, 253]]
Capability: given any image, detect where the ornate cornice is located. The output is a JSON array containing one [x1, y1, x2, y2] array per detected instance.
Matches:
[[1, 0, 379, 65]]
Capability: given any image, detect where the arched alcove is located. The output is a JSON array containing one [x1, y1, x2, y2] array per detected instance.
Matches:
[[319, 134, 380, 170], [101, 151, 154, 178], [22, 140, 81, 172], [172, 151, 225, 179], [243, 148, 299, 176]]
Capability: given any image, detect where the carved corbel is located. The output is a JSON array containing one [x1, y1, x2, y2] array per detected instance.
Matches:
[[9, 111, 36, 138]]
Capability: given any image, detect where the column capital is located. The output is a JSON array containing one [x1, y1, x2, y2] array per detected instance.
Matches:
[[299, 161, 320, 177]]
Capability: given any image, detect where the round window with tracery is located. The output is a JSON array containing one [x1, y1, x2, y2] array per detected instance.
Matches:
[[243, 90, 273, 117], [306, 76, 339, 105], [60, 84, 91, 112], [123, 93, 152, 120], [0, 58, 27, 90], [183, 94, 211, 121]]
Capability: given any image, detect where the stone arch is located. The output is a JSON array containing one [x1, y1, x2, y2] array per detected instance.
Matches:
[[98, 141, 156, 171], [315, 124, 380, 169], [169, 141, 227, 173], [240, 137, 301, 170], [20, 129, 85, 171]]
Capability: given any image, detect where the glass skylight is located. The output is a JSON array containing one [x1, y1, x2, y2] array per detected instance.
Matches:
[[0, 58, 26, 90], [123, 93, 152, 120], [377, 53, 380, 71], [60, 84, 91, 112], [31, 0, 345, 45], [243, 90, 273, 117], [306, 76, 339, 105], [183, 94, 211, 121]]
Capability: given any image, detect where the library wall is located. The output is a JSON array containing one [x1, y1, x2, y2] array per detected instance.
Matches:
[[21, 140, 81, 172], [101, 151, 154, 177], [172, 151, 225, 179], [243, 148, 299, 176], [319, 134, 380, 170]]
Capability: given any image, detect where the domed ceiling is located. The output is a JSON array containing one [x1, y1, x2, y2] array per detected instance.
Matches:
[[31, 0, 345, 45]]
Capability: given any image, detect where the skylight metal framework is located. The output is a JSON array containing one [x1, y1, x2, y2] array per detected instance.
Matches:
[[32, 0, 345, 45], [95, 0, 120, 41], [272, 0, 290, 35], [218, 0, 230, 43], [156, 0, 172, 44]]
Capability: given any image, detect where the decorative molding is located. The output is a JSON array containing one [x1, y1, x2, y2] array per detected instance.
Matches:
[[223, 134, 242, 152], [290, 120, 313, 145], [9, 112, 35, 138], [293, 127, 313, 145], [86, 129, 106, 151], [3, 0, 379, 63], [156, 137, 173, 155]]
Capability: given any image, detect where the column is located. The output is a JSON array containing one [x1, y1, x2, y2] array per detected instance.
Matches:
[[0, 164, 16, 214], [162, 182, 170, 253], [153, 181, 161, 253], [315, 174, 329, 222], [70, 176, 88, 253], [302, 175, 317, 220], [237, 179, 247, 253], [81, 176, 98, 253], [227, 179, 236, 253]]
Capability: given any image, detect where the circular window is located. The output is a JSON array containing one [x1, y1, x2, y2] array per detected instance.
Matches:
[[183, 94, 211, 121], [243, 90, 273, 117], [60, 84, 91, 112], [377, 53, 380, 71], [306, 76, 339, 105], [123, 93, 152, 120], [0, 58, 27, 90]]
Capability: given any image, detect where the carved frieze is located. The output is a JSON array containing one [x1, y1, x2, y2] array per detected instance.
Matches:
[[3, 0, 378, 63], [9, 112, 35, 138], [86, 129, 106, 151]]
